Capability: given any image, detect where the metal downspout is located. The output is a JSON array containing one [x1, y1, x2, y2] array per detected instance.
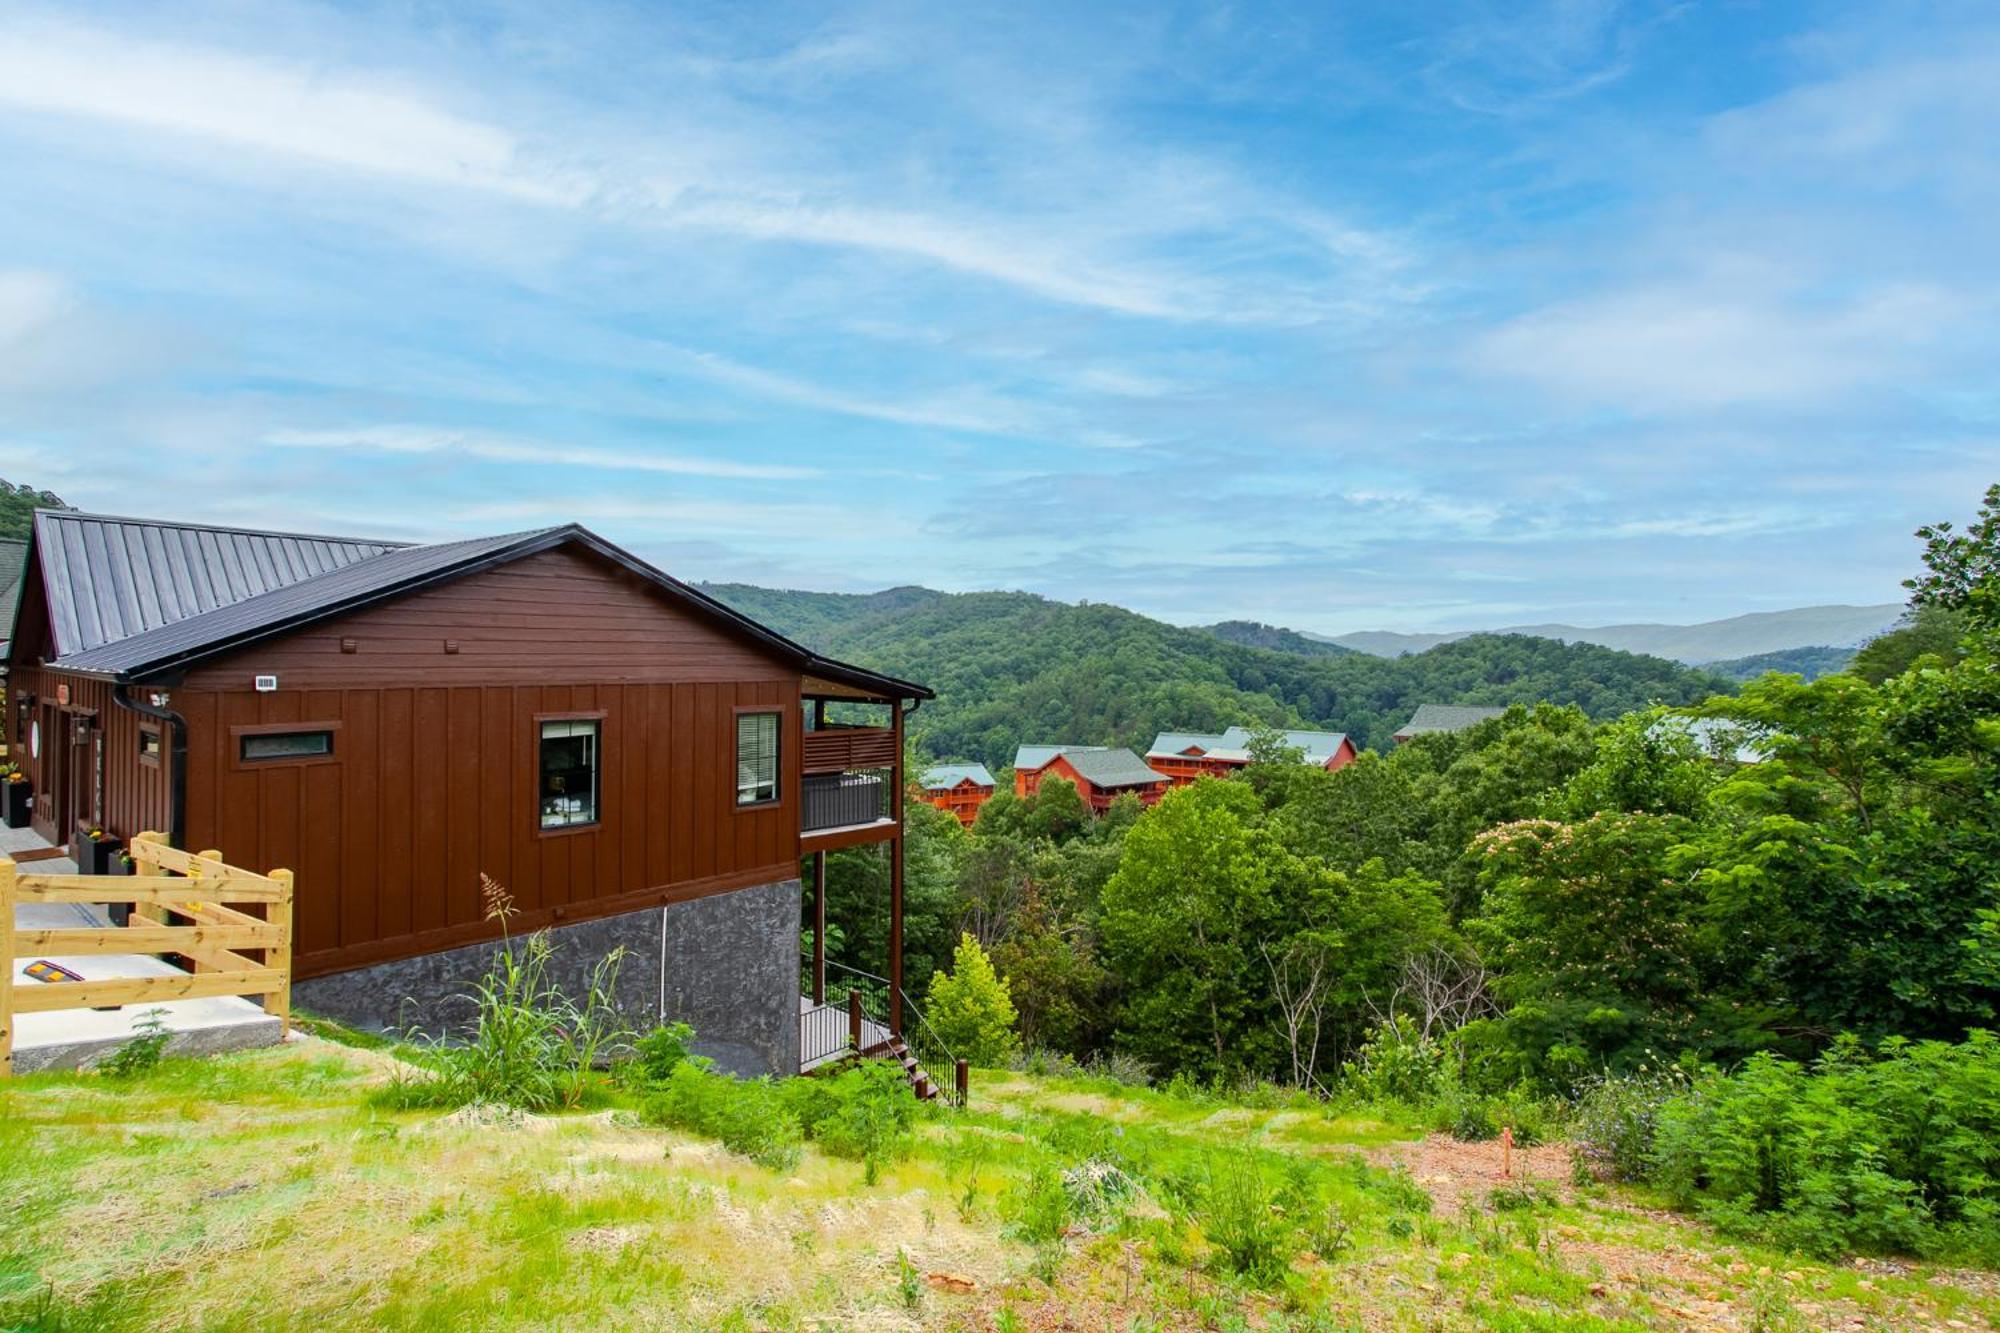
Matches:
[[111, 683, 188, 848]]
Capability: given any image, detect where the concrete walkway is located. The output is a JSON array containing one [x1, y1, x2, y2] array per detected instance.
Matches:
[[7, 829, 285, 1074]]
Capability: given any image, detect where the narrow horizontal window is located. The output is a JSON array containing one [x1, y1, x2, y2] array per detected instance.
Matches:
[[736, 712, 779, 807], [540, 719, 600, 829], [240, 730, 333, 762]]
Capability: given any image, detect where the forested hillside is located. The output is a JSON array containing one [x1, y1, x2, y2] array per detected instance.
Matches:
[[1703, 643, 1855, 681], [704, 582, 1732, 761], [1196, 619, 1354, 657]]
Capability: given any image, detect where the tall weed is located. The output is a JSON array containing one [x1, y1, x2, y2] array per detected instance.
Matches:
[[376, 877, 631, 1113]]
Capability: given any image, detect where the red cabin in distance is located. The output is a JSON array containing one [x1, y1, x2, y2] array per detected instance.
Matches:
[[1145, 726, 1357, 786], [919, 762, 996, 828], [1011, 745, 1171, 814]]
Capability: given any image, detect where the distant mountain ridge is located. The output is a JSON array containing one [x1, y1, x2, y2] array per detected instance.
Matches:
[[699, 581, 1731, 761], [1314, 604, 1901, 665]]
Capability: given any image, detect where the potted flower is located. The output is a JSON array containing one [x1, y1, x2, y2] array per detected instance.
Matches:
[[74, 825, 125, 876], [0, 763, 29, 829]]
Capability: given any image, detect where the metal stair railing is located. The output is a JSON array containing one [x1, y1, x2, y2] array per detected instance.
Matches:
[[799, 954, 966, 1107]]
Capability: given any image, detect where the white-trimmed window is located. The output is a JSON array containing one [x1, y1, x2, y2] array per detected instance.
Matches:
[[539, 719, 600, 828], [736, 712, 780, 807]]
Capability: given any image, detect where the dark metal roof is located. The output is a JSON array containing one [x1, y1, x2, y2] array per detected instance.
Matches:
[[55, 527, 558, 677], [32, 510, 931, 700], [34, 510, 402, 660]]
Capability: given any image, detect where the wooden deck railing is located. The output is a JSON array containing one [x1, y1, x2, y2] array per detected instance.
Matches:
[[0, 830, 293, 1076]]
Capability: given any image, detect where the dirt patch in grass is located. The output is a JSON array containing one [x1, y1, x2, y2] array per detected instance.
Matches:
[[1374, 1131, 1576, 1214]]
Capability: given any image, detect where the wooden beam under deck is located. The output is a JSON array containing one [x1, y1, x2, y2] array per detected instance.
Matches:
[[800, 818, 899, 855]]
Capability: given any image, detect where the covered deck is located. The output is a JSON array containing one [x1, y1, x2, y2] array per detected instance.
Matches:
[[798, 674, 911, 1037]]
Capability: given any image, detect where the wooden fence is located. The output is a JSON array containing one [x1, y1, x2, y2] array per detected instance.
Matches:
[[0, 831, 293, 1076]]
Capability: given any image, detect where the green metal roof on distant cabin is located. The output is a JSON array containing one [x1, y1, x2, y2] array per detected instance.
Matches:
[[1014, 744, 1164, 789], [1392, 703, 1508, 738], [1146, 726, 1350, 765], [921, 763, 996, 791]]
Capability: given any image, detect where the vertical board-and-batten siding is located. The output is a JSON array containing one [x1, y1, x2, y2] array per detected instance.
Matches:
[[170, 546, 804, 978], [10, 665, 175, 843]]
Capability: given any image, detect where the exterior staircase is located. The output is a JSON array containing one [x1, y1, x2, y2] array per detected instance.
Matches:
[[799, 957, 965, 1107], [862, 1033, 940, 1101]]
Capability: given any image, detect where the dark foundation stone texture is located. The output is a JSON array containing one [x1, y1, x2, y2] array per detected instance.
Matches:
[[294, 877, 803, 1078]]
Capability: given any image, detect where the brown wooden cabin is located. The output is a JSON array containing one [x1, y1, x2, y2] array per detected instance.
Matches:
[[1144, 726, 1357, 786], [1011, 744, 1170, 814], [918, 763, 996, 829], [7, 509, 930, 1070]]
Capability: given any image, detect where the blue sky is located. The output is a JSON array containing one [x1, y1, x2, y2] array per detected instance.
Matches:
[[0, 0, 1993, 633]]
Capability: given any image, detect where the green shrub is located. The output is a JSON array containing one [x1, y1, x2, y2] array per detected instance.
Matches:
[[641, 1064, 803, 1171], [1340, 1017, 1444, 1105], [784, 1060, 917, 1183], [624, 1021, 699, 1087], [926, 933, 1020, 1067], [1650, 1033, 2000, 1262]]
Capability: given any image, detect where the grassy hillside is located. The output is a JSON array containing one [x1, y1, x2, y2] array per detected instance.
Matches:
[[6, 1039, 1991, 1331], [704, 583, 1732, 763]]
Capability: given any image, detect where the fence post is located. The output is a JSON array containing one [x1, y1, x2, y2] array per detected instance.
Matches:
[[848, 987, 863, 1053], [190, 850, 223, 974], [955, 1058, 968, 1107], [1, 855, 15, 1077], [130, 832, 167, 929], [266, 868, 293, 1033]]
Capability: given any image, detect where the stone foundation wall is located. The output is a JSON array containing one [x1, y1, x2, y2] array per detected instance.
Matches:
[[294, 877, 803, 1078]]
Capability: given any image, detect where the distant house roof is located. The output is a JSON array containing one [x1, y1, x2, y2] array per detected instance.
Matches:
[[1057, 747, 1168, 790], [922, 763, 996, 790], [1014, 744, 1103, 772], [18, 509, 931, 700], [1146, 726, 1351, 766], [1392, 704, 1508, 740]]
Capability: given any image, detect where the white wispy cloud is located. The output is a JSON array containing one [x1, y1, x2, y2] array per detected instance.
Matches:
[[267, 425, 817, 480], [655, 344, 1044, 436], [1471, 278, 1962, 410], [0, 20, 582, 204], [0, 14, 1415, 327]]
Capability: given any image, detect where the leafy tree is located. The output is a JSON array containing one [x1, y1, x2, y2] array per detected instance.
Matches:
[[1553, 710, 1718, 820], [990, 889, 1110, 1055], [1849, 606, 1967, 684], [1467, 813, 1719, 1084], [926, 933, 1020, 1066], [0, 480, 67, 540], [1100, 781, 1335, 1078], [1905, 480, 2000, 632]]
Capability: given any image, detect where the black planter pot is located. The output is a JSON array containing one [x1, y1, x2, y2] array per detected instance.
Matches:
[[76, 835, 125, 876], [2, 781, 29, 829]]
